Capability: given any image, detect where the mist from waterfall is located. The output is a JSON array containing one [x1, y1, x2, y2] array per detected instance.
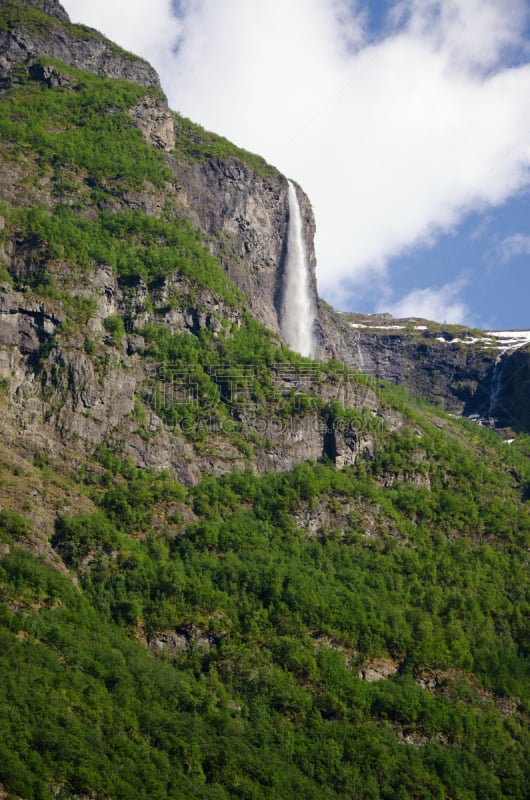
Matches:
[[280, 181, 316, 358]]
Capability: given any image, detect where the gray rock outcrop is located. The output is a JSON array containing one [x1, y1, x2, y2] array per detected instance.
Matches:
[[167, 159, 318, 335], [1, 0, 161, 90], [20, 0, 70, 22], [317, 305, 530, 426]]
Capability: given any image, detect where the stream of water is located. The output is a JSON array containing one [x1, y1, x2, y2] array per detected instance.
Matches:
[[279, 181, 316, 358]]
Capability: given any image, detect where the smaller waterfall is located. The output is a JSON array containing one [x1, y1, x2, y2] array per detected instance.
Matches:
[[488, 354, 504, 419], [279, 181, 316, 358]]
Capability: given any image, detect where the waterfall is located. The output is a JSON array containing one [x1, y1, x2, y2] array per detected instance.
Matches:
[[279, 181, 316, 358], [488, 354, 504, 419]]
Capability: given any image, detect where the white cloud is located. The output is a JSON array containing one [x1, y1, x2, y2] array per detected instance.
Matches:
[[61, 0, 182, 77], [377, 279, 469, 323], [391, 0, 528, 71], [499, 233, 530, 262], [61, 0, 530, 321]]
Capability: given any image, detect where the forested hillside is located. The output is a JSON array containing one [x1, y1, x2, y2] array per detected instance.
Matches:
[[1, 415, 530, 799], [0, 2, 529, 799]]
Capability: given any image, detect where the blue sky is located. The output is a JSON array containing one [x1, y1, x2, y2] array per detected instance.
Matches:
[[62, 0, 530, 331], [371, 190, 530, 328]]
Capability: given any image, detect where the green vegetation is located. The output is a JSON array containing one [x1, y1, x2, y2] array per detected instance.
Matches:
[[0, 263, 13, 285], [141, 315, 326, 444], [9, 204, 240, 302], [174, 113, 279, 178], [0, 422, 529, 799], [0, 0, 59, 34], [0, 4, 529, 798], [0, 55, 168, 189], [104, 314, 126, 347], [0, 0, 146, 65]]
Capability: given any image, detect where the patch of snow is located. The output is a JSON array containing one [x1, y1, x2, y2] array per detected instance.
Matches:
[[347, 324, 530, 355], [490, 330, 530, 340], [433, 329, 530, 352], [436, 337, 477, 345], [486, 330, 530, 352], [349, 323, 407, 330]]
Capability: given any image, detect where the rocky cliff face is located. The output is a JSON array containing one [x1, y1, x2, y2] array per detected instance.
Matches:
[[0, 0, 383, 485], [167, 156, 289, 334], [0, 276, 387, 486], [317, 305, 530, 432], [20, 0, 69, 22], [1, 0, 320, 338], [168, 159, 321, 337], [494, 345, 530, 432], [0, 0, 527, 495], [1, 0, 161, 89], [316, 307, 492, 411]]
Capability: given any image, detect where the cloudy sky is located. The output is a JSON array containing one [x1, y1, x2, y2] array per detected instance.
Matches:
[[62, 0, 530, 330]]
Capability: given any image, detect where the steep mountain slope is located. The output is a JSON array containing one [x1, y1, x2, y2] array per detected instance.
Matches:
[[0, 2, 529, 799], [0, 0, 332, 482]]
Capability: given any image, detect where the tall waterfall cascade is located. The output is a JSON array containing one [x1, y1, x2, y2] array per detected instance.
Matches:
[[279, 181, 316, 358]]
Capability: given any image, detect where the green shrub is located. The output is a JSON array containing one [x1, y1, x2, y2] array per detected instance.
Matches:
[[174, 113, 279, 179], [52, 511, 120, 567], [104, 314, 125, 347], [0, 59, 169, 188], [0, 509, 32, 542]]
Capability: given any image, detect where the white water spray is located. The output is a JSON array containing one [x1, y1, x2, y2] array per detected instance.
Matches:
[[280, 181, 316, 358]]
